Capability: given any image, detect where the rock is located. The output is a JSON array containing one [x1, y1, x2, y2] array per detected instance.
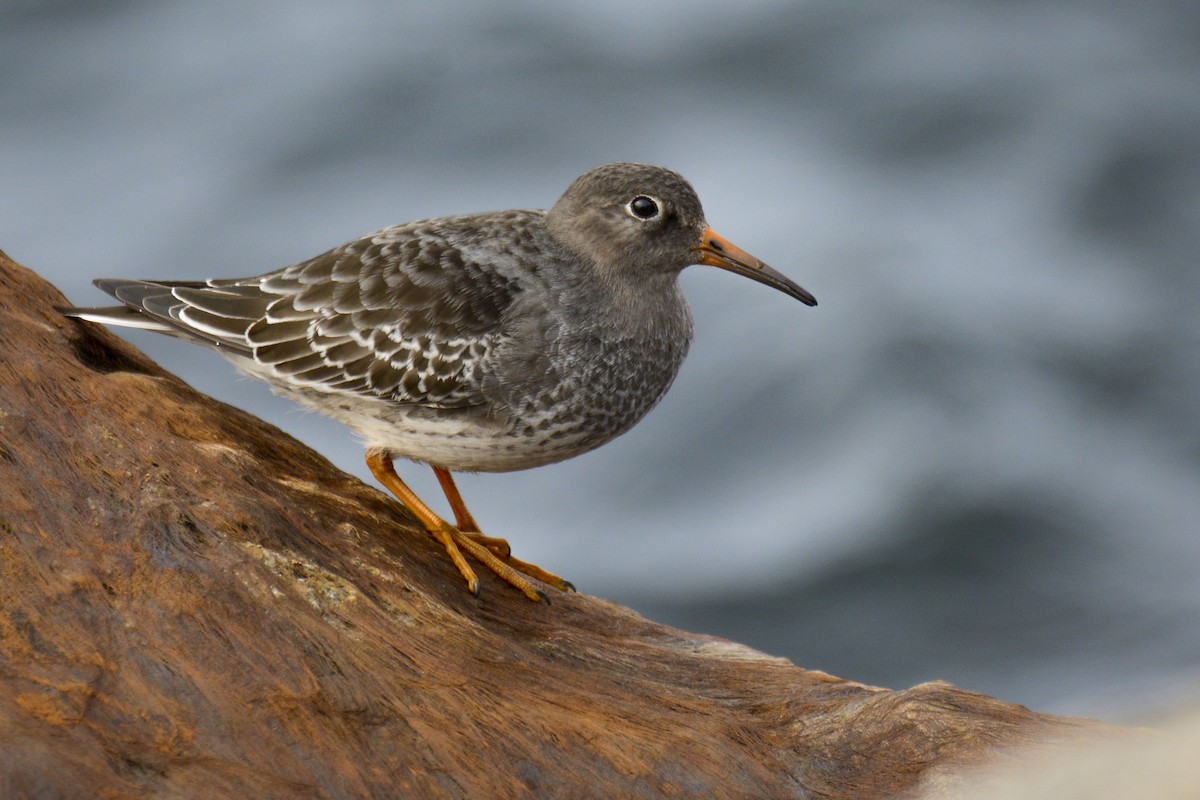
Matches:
[[0, 249, 1115, 799]]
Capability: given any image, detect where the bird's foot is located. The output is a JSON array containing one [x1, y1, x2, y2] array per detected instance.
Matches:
[[460, 531, 512, 560], [427, 524, 573, 602], [366, 451, 573, 601], [458, 530, 576, 595]]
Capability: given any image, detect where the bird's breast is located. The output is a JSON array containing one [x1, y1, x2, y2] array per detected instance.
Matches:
[[492, 282, 694, 462]]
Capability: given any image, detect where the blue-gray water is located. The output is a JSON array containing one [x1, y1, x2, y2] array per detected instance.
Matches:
[[4, 1, 1198, 719]]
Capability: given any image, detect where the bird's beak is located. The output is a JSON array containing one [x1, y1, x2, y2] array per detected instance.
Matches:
[[692, 227, 817, 306]]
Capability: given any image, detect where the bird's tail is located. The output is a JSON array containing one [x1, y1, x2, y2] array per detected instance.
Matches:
[[58, 303, 176, 333], [59, 278, 256, 356]]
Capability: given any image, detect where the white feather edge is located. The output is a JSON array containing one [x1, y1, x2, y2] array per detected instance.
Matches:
[[68, 311, 174, 332]]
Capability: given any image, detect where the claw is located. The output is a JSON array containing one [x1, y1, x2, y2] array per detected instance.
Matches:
[[368, 449, 571, 603]]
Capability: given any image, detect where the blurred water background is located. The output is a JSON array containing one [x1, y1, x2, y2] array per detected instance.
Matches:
[[4, 0, 1198, 720]]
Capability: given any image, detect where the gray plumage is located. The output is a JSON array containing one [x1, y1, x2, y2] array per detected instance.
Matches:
[[66, 162, 816, 473]]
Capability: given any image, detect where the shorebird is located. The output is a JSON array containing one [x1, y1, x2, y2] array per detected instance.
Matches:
[[64, 163, 817, 601]]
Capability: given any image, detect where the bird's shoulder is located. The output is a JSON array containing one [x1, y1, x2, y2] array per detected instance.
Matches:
[[243, 208, 547, 328], [210, 208, 562, 408]]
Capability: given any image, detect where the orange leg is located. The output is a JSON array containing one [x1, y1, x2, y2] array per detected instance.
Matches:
[[366, 448, 564, 601], [432, 466, 575, 592], [432, 466, 508, 556]]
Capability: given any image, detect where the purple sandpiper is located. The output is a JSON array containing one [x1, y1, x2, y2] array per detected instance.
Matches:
[[63, 162, 817, 601]]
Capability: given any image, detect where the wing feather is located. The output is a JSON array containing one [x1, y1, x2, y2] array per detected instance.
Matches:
[[83, 211, 543, 410]]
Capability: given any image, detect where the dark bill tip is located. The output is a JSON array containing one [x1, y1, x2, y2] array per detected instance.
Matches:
[[693, 228, 817, 306]]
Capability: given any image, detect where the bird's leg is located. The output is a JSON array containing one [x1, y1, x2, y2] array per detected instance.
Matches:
[[432, 466, 509, 558], [365, 448, 546, 602], [431, 466, 576, 593]]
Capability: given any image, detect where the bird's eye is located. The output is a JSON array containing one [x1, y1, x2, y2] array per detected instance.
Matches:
[[626, 196, 660, 220]]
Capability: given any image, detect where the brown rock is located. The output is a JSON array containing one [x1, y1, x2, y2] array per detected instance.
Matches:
[[0, 249, 1115, 799]]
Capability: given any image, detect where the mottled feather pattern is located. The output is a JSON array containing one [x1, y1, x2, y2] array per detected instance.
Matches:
[[65, 164, 813, 473], [62, 163, 817, 601], [146, 213, 545, 410]]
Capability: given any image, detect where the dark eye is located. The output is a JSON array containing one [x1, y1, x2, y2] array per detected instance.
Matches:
[[627, 196, 660, 220]]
